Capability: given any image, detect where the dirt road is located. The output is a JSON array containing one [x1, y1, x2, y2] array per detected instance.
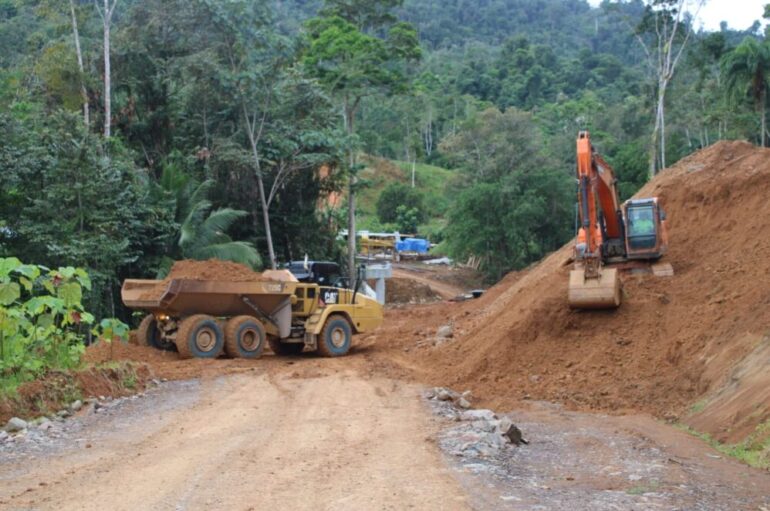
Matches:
[[0, 364, 469, 511]]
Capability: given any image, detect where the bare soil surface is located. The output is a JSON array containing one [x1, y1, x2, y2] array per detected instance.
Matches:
[[2, 355, 768, 510], [0, 359, 469, 511], [376, 141, 770, 444]]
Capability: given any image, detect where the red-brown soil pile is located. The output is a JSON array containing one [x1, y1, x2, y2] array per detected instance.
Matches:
[[139, 259, 263, 299], [0, 363, 152, 423], [381, 278, 442, 304], [374, 141, 770, 443], [163, 259, 263, 281]]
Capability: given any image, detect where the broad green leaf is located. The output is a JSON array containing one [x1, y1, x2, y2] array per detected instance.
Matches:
[[19, 277, 33, 292], [58, 267, 76, 279], [57, 282, 82, 308], [0, 258, 22, 278], [37, 313, 54, 330], [0, 282, 21, 305], [14, 264, 40, 279]]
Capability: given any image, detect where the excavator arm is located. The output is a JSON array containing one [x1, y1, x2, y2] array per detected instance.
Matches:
[[570, 131, 622, 308]]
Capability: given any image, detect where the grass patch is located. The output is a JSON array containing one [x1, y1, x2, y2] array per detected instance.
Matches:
[[676, 421, 770, 470], [689, 399, 708, 414], [626, 481, 660, 495]]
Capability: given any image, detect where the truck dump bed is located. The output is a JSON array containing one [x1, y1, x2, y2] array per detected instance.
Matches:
[[121, 279, 296, 318]]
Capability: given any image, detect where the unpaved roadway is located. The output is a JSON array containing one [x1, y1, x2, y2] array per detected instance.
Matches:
[[0, 363, 469, 511], [1, 355, 769, 511]]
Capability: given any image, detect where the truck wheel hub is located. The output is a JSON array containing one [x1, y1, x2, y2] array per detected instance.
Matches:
[[195, 327, 217, 352], [330, 327, 346, 348]]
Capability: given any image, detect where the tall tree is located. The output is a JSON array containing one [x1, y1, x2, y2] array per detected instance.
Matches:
[[69, 0, 89, 128], [95, 0, 118, 138], [303, 7, 420, 283], [634, 0, 702, 175], [722, 37, 770, 147]]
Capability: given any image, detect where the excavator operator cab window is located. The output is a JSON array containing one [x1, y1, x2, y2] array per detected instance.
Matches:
[[626, 205, 657, 250]]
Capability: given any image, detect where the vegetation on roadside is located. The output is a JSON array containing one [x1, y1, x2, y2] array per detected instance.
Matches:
[[676, 422, 770, 470], [0, 257, 128, 396]]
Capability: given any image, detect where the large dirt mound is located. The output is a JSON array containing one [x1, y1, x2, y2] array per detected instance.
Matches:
[[140, 259, 263, 300], [388, 141, 770, 443]]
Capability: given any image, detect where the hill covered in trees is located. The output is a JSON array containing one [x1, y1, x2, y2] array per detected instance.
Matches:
[[1, 0, 769, 316]]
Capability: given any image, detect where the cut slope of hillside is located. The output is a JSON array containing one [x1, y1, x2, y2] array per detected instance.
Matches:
[[376, 141, 770, 444]]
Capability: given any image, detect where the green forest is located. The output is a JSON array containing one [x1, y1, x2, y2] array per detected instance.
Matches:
[[1, 0, 769, 386]]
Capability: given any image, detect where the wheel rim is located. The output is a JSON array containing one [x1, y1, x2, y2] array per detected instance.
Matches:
[[241, 328, 260, 351], [330, 326, 347, 348], [195, 326, 217, 352]]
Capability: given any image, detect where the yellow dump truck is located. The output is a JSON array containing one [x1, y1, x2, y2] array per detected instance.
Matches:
[[121, 271, 383, 359]]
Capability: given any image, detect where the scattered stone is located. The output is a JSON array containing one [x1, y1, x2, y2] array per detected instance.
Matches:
[[151, 379, 161, 386], [471, 420, 496, 433], [93, 402, 103, 411], [436, 388, 455, 401], [456, 397, 471, 409], [98, 395, 105, 401], [460, 409, 498, 422], [70, 400, 83, 412], [497, 417, 527, 445], [436, 324, 454, 339], [56, 410, 71, 419], [37, 419, 53, 432], [5, 417, 28, 433], [0, 430, 8, 442]]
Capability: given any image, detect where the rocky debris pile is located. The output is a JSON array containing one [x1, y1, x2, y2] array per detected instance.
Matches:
[[426, 387, 527, 460], [0, 378, 164, 455]]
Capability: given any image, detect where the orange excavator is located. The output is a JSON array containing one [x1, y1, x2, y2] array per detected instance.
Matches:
[[568, 131, 669, 309]]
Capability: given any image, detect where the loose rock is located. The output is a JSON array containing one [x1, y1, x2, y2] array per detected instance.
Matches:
[[497, 417, 527, 445], [5, 417, 28, 433], [456, 397, 471, 409], [436, 324, 454, 339], [460, 409, 498, 422], [70, 400, 83, 412]]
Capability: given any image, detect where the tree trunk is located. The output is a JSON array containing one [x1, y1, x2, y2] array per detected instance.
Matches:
[[245, 119, 277, 270], [103, 0, 111, 138], [70, 0, 89, 129], [345, 99, 357, 287], [257, 174, 277, 269], [660, 85, 666, 170], [759, 88, 767, 147]]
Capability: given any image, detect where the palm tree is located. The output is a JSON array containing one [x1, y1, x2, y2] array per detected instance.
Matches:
[[154, 160, 261, 276], [721, 37, 770, 147]]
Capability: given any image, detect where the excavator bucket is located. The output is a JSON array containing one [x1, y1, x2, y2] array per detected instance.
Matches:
[[568, 267, 621, 309]]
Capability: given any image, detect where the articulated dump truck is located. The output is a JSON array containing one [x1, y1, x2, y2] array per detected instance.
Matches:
[[121, 271, 383, 359]]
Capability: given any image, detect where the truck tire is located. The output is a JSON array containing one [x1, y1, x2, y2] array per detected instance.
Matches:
[[267, 335, 304, 356], [136, 314, 175, 351], [224, 316, 265, 359], [176, 314, 224, 359], [317, 315, 352, 357]]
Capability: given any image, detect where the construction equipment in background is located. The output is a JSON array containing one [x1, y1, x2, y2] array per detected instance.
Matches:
[[121, 266, 383, 359], [569, 131, 669, 309]]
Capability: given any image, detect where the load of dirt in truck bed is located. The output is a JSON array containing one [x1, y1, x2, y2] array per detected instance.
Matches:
[[376, 140, 770, 444], [139, 259, 264, 300]]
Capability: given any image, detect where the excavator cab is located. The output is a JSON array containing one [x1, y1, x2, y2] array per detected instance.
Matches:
[[623, 198, 668, 260]]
